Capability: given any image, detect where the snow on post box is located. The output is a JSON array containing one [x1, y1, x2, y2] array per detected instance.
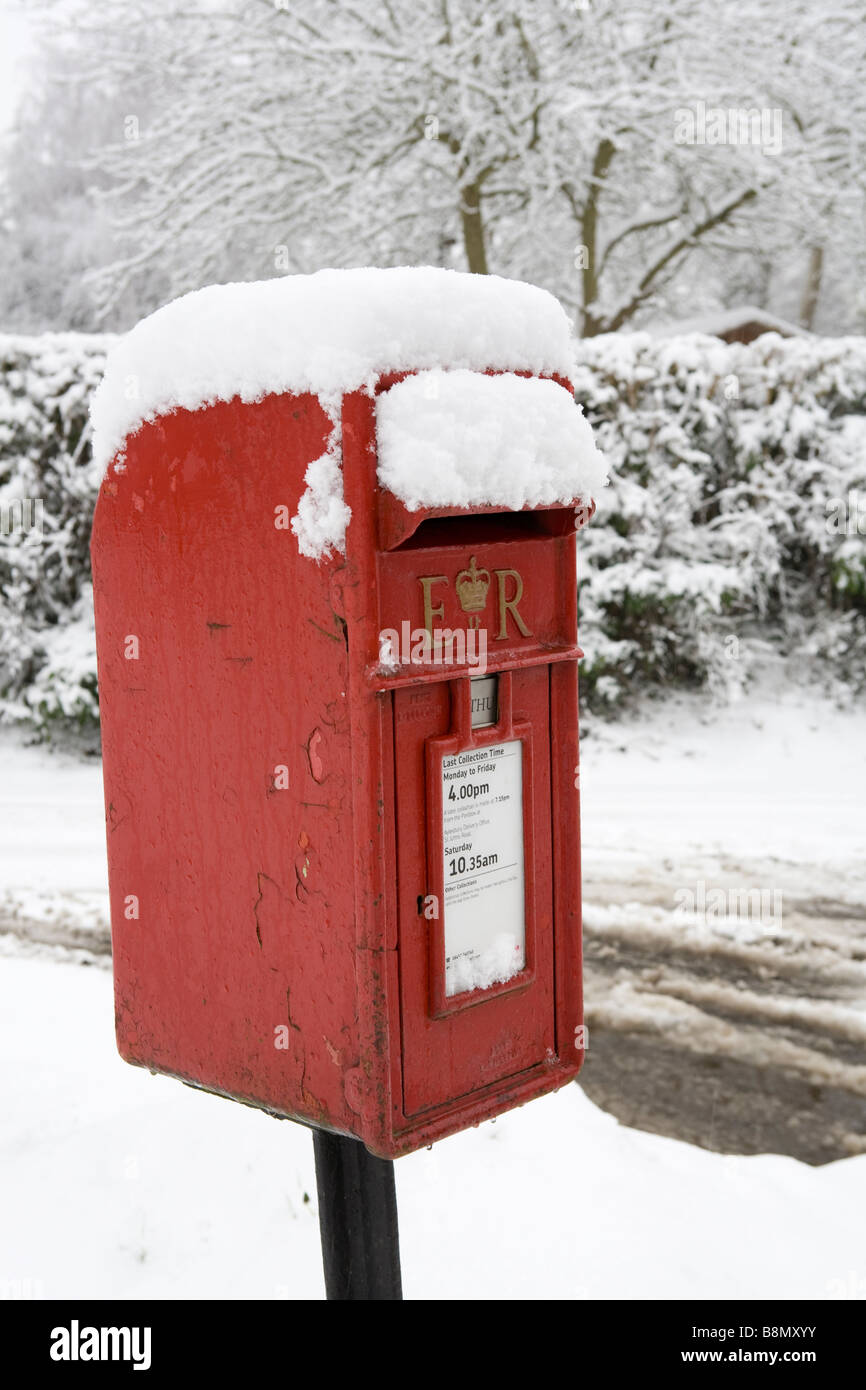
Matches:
[[89, 267, 608, 1157]]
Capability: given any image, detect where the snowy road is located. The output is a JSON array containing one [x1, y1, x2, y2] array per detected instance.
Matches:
[[581, 882, 866, 1164], [579, 689, 866, 1164]]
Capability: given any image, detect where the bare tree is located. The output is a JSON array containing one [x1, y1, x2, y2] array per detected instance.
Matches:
[[8, 0, 866, 334]]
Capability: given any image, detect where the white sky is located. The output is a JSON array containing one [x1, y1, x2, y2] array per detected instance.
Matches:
[[0, 1, 36, 134]]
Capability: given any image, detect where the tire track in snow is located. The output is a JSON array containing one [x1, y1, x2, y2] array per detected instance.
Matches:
[[579, 865, 866, 1165]]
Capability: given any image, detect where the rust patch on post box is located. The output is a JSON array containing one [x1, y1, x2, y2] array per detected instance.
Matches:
[[306, 728, 326, 783]]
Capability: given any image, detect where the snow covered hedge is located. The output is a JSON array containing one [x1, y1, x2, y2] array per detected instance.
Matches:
[[1, 328, 864, 740], [0, 334, 112, 739], [574, 333, 866, 710]]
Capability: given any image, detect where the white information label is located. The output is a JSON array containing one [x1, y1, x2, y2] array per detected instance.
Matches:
[[441, 740, 526, 997]]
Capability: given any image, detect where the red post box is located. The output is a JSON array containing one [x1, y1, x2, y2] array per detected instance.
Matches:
[[90, 268, 606, 1157]]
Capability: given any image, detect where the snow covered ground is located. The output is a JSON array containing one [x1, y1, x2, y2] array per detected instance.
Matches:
[[0, 681, 864, 1297], [582, 683, 866, 900], [1, 946, 864, 1301], [0, 735, 109, 955]]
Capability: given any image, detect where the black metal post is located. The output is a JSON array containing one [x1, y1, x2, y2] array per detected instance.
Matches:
[[312, 1128, 403, 1300]]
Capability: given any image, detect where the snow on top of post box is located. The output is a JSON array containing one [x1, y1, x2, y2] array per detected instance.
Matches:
[[90, 266, 575, 479], [375, 369, 608, 512]]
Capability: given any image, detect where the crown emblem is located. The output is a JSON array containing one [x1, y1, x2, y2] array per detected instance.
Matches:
[[455, 556, 490, 628]]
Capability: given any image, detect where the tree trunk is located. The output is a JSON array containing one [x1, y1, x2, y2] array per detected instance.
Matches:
[[579, 139, 616, 337], [800, 244, 824, 330], [460, 178, 488, 275]]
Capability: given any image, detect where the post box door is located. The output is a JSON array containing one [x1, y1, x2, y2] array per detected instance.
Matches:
[[395, 665, 555, 1116]]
